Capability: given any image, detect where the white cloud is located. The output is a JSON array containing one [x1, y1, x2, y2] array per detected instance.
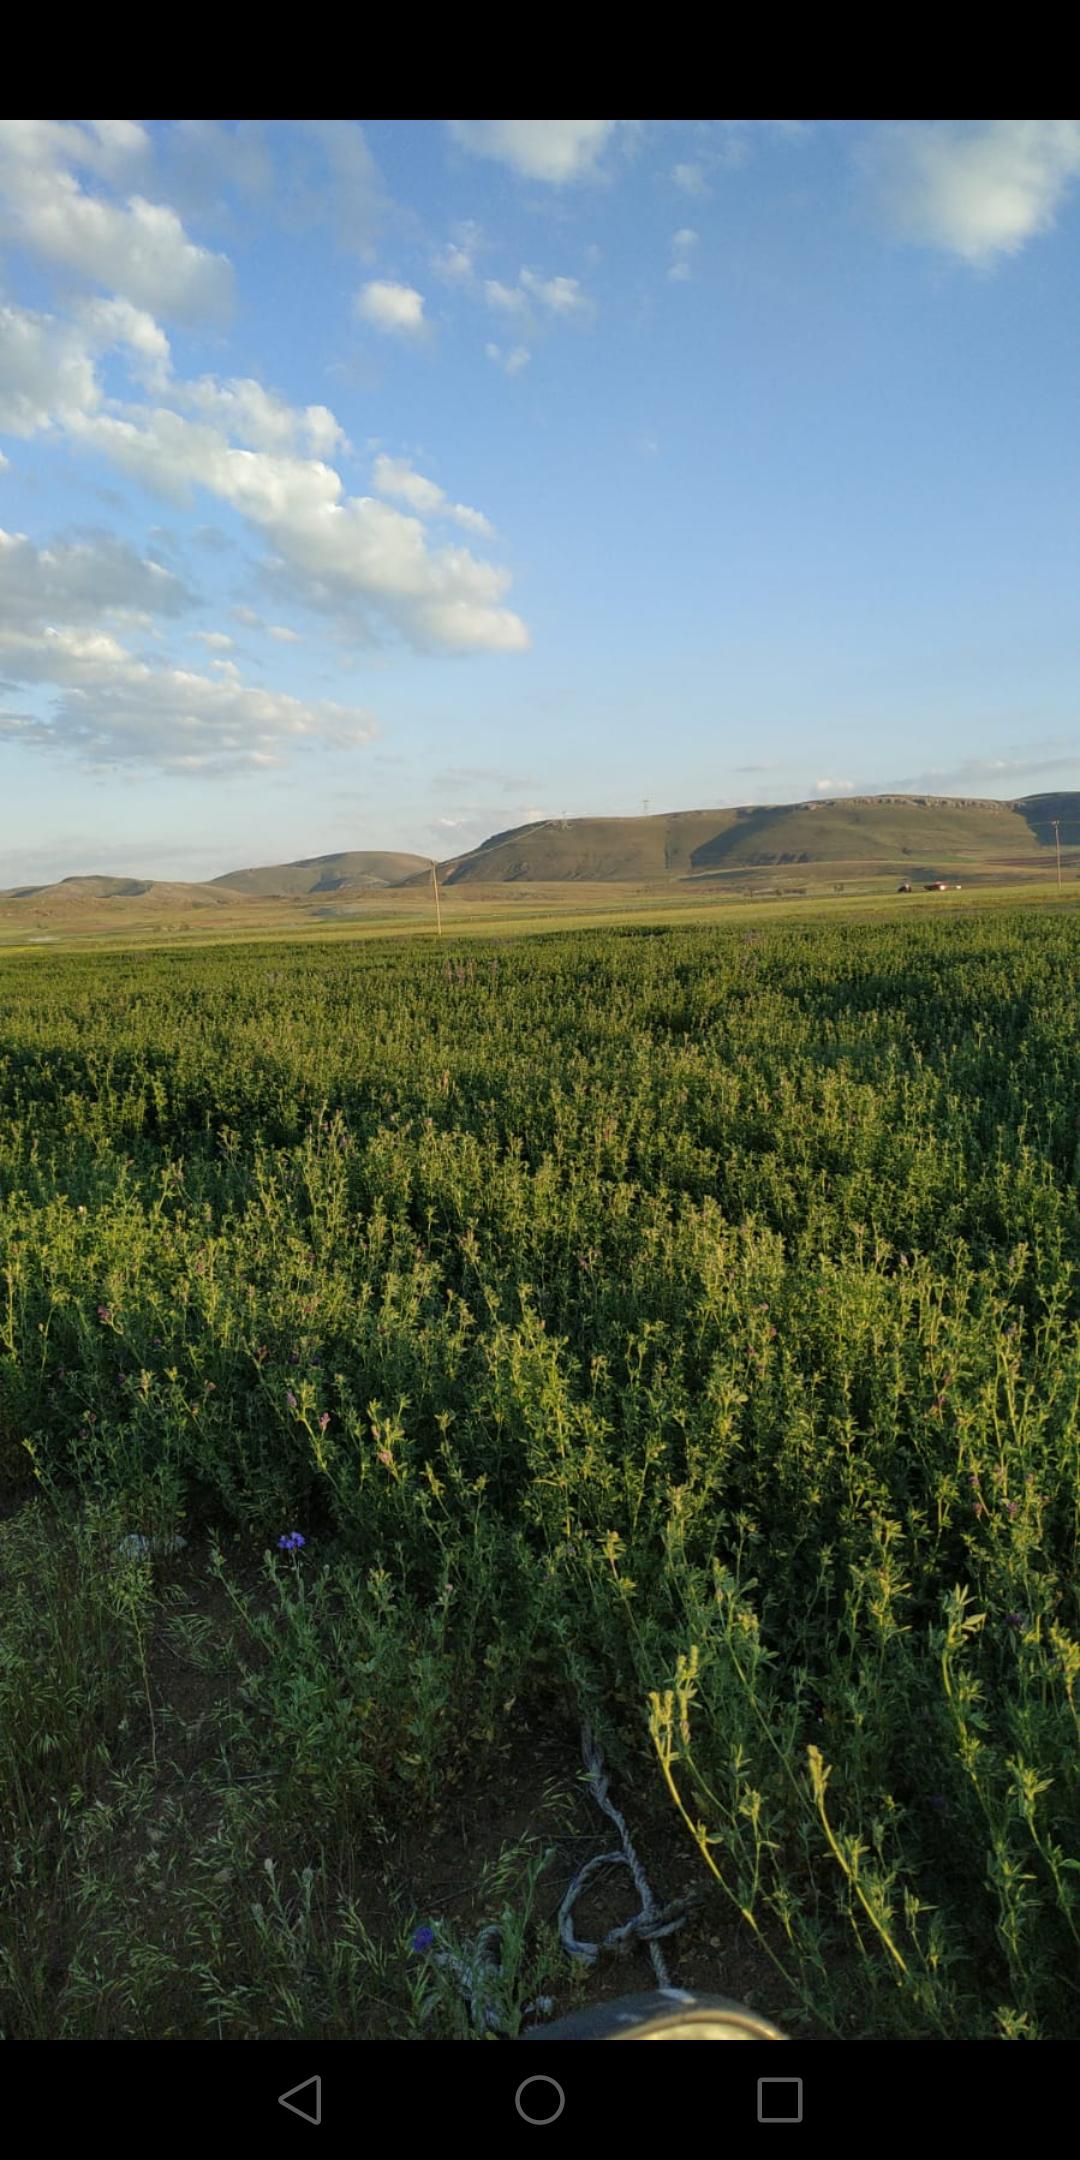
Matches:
[[65, 403, 527, 652], [672, 161, 709, 198], [486, 342, 530, 376], [448, 120, 617, 185], [298, 121, 384, 253], [193, 629, 233, 650], [0, 570, 376, 774], [0, 301, 101, 435], [76, 295, 172, 375], [519, 267, 589, 315], [432, 220, 484, 285], [267, 623, 300, 642], [0, 523, 192, 629], [486, 268, 590, 318], [0, 658, 375, 773], [814, 778, 856, 795], [0, 301, 527, 656], [355, 279, 425, 335], [484, 278, 529, 317], [372, 452, 494, 537], [178, 373, 350, 457], [667, 227, 699, 282], [87, 119, 152, 164], [480, 267, 592, 344], [0, 119, 232, 320], [1, 527, 359, 774], [868, 119, 1080, 265], [162, 120, 275, 211]]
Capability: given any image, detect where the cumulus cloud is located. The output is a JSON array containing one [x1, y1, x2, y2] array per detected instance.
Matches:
[[431, 220, 484, 285], [484, 279, 530, 318], [64, 404, 527, 651], [355, 280, 425, 335], [162, 120, 275, 211], [867, 119, 1080, 265], [0, 301, 101, 435], [0, 644, 376, 773], [296, 121, 385, 253], [76, 295, 172, 381], [0, 301, 528, 655], [668, 228, 698, 282], [672, 161, 709, 198], [0, 119, 232, 320], [486, 342, 530, 376], [814, 778, 856, 794], [485, 267, 591, 321], [0, 525, 367, 773], [372, 453, 494, 537], [177, 373, 350, 457], [192, 629, 233, 650], [0, 524, 192, 630], [448, 119, 617, 185], [519, 267, 590, 315], [0, 531, 375, 772]]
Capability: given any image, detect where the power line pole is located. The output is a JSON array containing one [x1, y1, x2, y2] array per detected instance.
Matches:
[[430, 859, 443, 936], [642, 798, 650, 818], [1051, 819, 1062, 890]]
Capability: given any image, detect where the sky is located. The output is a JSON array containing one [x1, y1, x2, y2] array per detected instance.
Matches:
[[2, 116, 1079, 885]]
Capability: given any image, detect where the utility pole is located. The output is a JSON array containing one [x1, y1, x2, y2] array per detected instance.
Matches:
[[430, 859, 443, 936], [642, 798, 650, 818], [1051, 819, 1062, 890]]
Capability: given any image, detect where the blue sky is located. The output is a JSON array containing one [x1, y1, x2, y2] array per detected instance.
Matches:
[[2, 117, 1079, 883]]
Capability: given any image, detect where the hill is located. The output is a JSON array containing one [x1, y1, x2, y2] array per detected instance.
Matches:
[[2, 875, 243, 909], [3, 798, 1078, 932], [213, 850, 429, 898], [433, 795, 1080, 886]]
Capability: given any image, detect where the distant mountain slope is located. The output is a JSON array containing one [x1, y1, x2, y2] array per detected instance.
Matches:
[[212, 850, 430, 897], [1, 876, 242, 908], [432, 812, 741, 885], [5, 796, 1078, 909], [435, 795, 1076, 885]]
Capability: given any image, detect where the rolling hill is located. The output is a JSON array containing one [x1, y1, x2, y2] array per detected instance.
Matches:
[[431, 794, 1080, 886], [2, 875, 243, 909], [2, 798, 1078, 937], [212, 850, 430, 897]]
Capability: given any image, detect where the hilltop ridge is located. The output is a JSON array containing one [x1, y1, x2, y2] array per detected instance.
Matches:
[[3, 793, 1078, 917]]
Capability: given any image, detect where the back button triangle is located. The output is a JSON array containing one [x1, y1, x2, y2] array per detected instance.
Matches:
[[278, 2075, 322, 2125]]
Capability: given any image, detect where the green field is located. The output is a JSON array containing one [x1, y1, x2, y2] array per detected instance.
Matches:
[[2, 904, 1080, 2040]]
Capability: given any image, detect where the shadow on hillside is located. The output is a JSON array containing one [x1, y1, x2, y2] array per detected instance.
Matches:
[[1012, 795, 1080, 847]]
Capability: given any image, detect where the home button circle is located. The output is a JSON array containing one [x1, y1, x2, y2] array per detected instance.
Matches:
[[515, 2076, 566, 2125]]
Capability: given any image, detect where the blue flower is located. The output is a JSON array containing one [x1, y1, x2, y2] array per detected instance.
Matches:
[[411, 1925, 435, 1953], [277, 1531, 306, 1553]]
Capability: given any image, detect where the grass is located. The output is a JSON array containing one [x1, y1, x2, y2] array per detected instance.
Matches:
[[1, 900, 1079, 2039]]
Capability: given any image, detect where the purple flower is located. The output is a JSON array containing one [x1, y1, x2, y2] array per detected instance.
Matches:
[[97, 1305, 111, 1324], [286, 1390, 297, 1411], [1005, 1611, 1026, 1629], [319, 1411, 331, 1432], [411, 1925, 435, 1953], [277, 1530, 306, 1553]]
